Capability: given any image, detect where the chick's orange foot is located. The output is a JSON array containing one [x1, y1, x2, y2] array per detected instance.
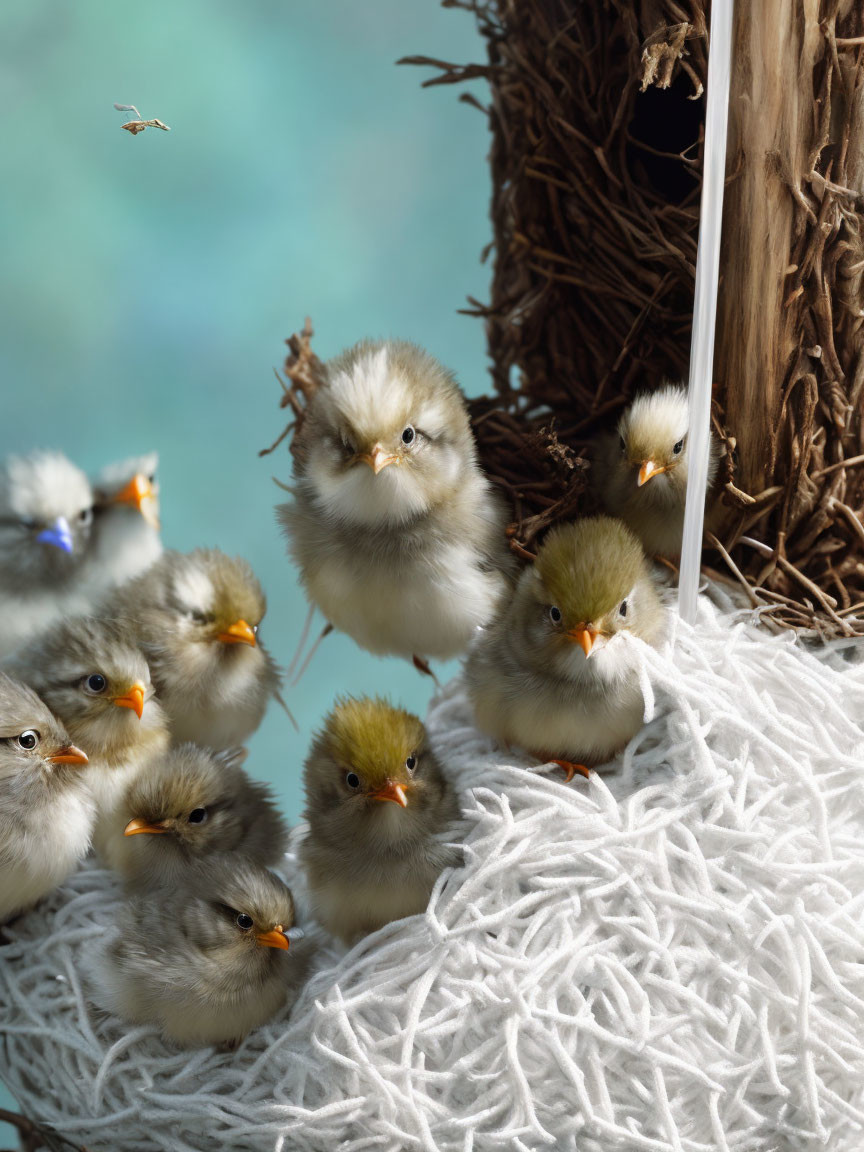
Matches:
[[550, 758, 591, 783]]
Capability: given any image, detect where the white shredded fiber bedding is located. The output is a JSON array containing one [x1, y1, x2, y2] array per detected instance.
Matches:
[[1, 594, 864, 1151]]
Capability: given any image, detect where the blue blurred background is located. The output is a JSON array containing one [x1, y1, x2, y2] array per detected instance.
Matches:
[[0, 0, 489, 1134]]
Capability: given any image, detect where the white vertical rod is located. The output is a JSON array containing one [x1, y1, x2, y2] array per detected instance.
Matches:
[[678, 0, 735, 623]]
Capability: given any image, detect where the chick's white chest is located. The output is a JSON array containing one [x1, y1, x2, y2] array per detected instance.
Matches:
[[0, 786, 95, 920], [471, 644, 646, 765], [307, 539, 504, 660]]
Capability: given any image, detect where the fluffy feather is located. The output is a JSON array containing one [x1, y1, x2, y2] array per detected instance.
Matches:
[[95, 855, 313, 1048], [0, 673, 95, 921], [101, 743, 289, 888], [593, 384, 719, 557], [301, 696, 461, 944], [107, 549, 281, 749], [281, 340, 514, 661], [82, 452, 162, 602], [0, 452, 95, 658], [6, 616, 169, 818], [465, 517, 666, 765]]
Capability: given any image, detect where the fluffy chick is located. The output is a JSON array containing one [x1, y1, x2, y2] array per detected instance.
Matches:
[[7, 616, 169, 816], [465, 517, 665, 775], [0, 673, 94, 921], [0, 451, 95, 658], [594, 383, 719, 558], [281, 340, 513, 663], [102, 743, 289, 889], [301, 696, 460, 945], [98, 855, 310, 1048], [108, 549, 281, 749], [82, 452, 162, 603]]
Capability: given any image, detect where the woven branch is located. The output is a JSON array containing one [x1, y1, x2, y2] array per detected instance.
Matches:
[[398, 0, 864, 637]]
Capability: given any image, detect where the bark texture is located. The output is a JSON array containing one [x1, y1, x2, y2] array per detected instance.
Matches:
[[399, 0, 864, 635]]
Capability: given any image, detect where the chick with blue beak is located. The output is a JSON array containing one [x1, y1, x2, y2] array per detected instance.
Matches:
[[37, 515, 75, 554]]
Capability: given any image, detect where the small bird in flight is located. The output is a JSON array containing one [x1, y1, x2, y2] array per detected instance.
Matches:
[[113, 103, 170, 135]]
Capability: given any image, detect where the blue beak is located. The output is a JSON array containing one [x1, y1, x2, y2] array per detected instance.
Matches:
[[37, 516, 74, 554]]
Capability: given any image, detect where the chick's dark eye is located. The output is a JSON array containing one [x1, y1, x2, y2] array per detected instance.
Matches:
[[86, 674, 106, 694], [405, 755, 416, 772], [548, 606, 562, 624], [236, 913, 254, 931], [79, 508, 93, 526], [188, 808, 208, 825], [673, 439, 684, 455], [619, 600, 628, 618], [619, 435, 627, 454], [17, 730, 39, 751], [345, 772, 361, 790], [401, 426, 415, 445]]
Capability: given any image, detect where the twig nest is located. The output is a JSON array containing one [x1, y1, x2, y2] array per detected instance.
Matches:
[[1, 592, 863, 1150]]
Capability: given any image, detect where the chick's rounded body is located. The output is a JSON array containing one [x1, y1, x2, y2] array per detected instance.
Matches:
[[97, 856, 310, 1048], [81, 452, 163, 604], [5, 616, 170, 828], [593, 384, 719, 559], [301, 696, 461, 944], [286, 476, 507, 660], [0, 673, 95, 921], [281, 340, 513, 661], [0, 452, 96, 660], [107, 548, 281, 750], [466, 518, 666, 766], [102, 743, 289, 890]]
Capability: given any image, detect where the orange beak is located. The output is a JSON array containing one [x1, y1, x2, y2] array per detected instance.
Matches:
[[216, 619, 257, 647], [114, 473, 153, 510], [359, 445, 399, 476], [369, 780, 409, 808], [568, 627, 598, 658], [637, 460, 668, 487], [113, 474, 160, 528], [256, 926, 290, 951], [46, 744, 89, 767], [112, 681, 145, 719], [124, 817, 168, 836]]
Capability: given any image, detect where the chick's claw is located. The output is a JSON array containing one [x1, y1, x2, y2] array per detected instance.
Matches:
[[551, 759, 591, 783], [412, 654, 439, 684]]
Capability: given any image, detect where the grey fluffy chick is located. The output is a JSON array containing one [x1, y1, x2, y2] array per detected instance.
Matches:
[[593, 383, 719, 558], [107, 549, 281, 749], [301, 696, 461, 945], [280, 340, 513, 665], [82, 452, 162, 604], [98, 855, 311, 1048], [465, 517, 666, 778], [7, 616, 169, 817], [0, 451, 95, 659], [0, 673, 94, 921], [102, 743, 289, 890]]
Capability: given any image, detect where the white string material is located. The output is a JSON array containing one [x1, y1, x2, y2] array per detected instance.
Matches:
[[2, 592, 864, 1151], [678, 0, 734, 623]]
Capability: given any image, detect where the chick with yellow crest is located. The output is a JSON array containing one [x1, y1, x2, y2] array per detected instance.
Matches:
[[465, 517, 665, 778], [300, 696, 461, 945], [107, 548, 281, 750]]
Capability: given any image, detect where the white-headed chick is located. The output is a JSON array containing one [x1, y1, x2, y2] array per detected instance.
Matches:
[[280, 340, 513, 668], [594, 383, 719, 557]]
